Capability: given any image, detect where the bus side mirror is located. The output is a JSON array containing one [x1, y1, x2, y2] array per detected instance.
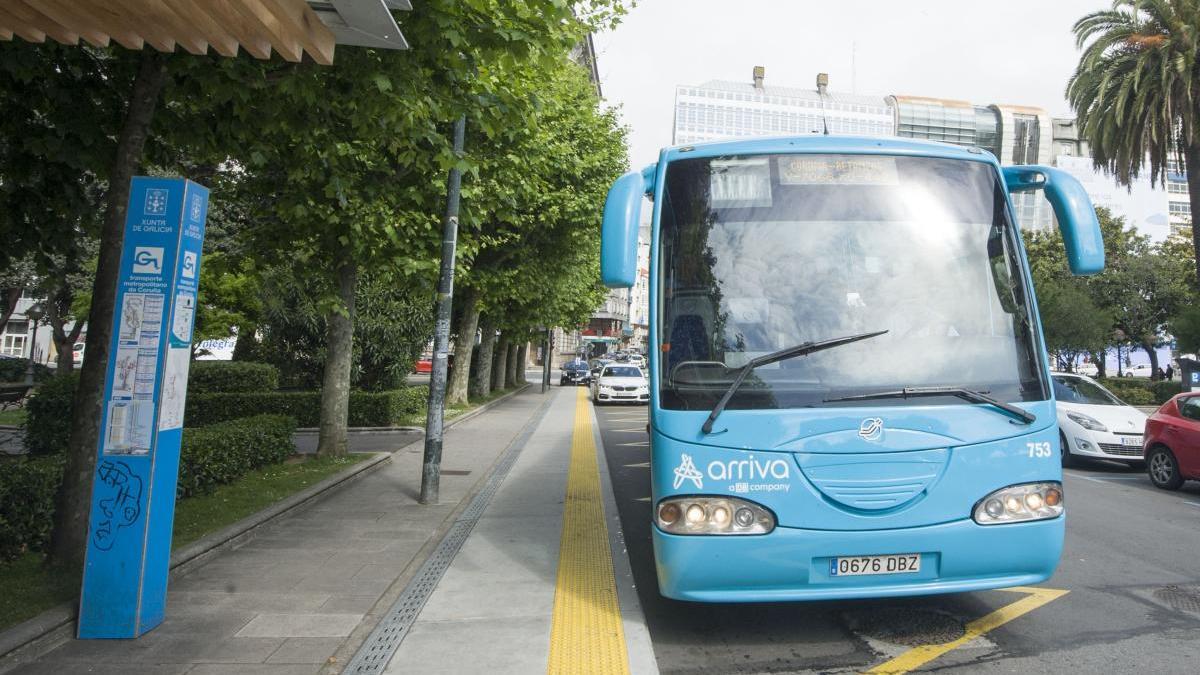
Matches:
[[601, 169, 649, 288], [1003, 165, 1104, 276]]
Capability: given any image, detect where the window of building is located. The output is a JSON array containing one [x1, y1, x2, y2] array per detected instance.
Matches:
[[1, 319, 29, 357], [1170, 201, 1191, 215], [1168, 180, 1188, 194], [1011, 114, 1040, 165]]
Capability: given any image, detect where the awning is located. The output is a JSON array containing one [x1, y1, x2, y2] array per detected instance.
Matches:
[[0, 0, 410, 66]]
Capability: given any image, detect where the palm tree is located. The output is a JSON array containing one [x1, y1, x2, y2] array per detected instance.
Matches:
[[1067, 0, 1200, 290]]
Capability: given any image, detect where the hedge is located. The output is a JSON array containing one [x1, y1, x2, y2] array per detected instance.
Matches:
[[177, 414, 297, 498], [187, 361, 279, 394], [0, 456, 64, 561], [1094, 377, 1162, 406], [0, 415, 298, 561], [22, 372, 78, 455], [186, 386, 428, 427], [0, 357, 51, 384]]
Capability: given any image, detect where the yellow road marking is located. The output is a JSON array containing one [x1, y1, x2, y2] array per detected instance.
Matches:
[[866, 586, 1068, 674], [547, 387, 631, 674]]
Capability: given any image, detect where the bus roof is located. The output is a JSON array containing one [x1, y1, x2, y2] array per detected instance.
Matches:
[[656, 134, 999, 166]]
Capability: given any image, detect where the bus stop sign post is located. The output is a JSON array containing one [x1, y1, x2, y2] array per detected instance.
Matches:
[[77, 177, 208, 638]]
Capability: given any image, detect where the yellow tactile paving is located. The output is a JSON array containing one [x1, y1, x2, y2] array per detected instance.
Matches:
[[547, 387, 631, 675]]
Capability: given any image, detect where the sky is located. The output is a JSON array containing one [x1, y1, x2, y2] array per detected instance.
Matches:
[[592, 0, 1103, 169]]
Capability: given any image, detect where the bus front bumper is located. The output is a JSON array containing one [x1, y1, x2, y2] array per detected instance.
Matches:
[[652, 517, 1063, 602]]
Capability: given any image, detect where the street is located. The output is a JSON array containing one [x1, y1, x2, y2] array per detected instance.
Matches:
[[591, 395, 1200, 674]]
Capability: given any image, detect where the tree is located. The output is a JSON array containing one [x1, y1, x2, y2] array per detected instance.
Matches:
[[1067, 0, 1200, 290]]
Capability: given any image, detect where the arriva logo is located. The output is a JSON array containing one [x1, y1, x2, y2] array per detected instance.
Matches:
[[859, 417, 884, 442], [673, 454, 704, 489], [707, 455, 790, 481]]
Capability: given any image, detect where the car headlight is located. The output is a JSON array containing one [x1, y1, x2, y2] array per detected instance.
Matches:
[[656, 496, 775, 535], [1066, 411, 1107, 432], [973, 482, 1063, 525]]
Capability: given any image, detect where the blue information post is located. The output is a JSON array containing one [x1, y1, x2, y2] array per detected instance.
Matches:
[[78, 177, 208, 639]]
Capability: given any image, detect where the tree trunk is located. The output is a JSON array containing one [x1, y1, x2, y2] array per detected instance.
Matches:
[[471, 316, 498, 399], [317, 252, 358, 457], [1144, 342, 1160, 381], [50, 53, 168, 570], [232, 320, 258, 361], [516, 340, 528, 384], [505, 340, 519, 388], [446, 289, 479, 407], [493, 334, 509, 391], [1185, 142, 1200, 292], [46, 283, 84, 375], [1091, 350, 1106, 379]]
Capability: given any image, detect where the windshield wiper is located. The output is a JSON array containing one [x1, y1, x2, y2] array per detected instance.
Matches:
[[700, 330, 888, 434], [824, 386, 1036, 425]]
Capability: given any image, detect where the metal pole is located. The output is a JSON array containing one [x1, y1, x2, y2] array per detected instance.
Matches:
[[420, 116, 466, 505], [541, 328, 551, 393]]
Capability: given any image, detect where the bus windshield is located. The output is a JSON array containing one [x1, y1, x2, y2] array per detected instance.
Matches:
[[658, 153, 1046, 411]]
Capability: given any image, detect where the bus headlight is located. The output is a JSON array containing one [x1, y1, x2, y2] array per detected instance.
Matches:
[[973, 482, 1063, 525], [656, 496, 775, 535]]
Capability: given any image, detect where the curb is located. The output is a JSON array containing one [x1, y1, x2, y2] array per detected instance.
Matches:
[[0, 452, 392, 671]]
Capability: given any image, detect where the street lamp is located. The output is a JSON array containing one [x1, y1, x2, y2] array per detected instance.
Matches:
[[24, 302, 45, 385]]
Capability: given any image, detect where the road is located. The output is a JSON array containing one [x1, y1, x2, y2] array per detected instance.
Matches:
[[588, 392, 1200, 673]]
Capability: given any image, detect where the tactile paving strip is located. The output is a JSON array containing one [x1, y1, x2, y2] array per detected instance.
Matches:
[[546, 387, 631, 675], [344, 395, 554, 675]]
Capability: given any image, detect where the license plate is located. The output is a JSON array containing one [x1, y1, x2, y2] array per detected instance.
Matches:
[[1121, 435, 1143, 447], [830, 554, 921, 577]]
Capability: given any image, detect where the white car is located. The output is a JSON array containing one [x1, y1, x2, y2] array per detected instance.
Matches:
[[628, 354, 646, 367], [1053, 372, 1148, 467], [591, 364, 649, 405]]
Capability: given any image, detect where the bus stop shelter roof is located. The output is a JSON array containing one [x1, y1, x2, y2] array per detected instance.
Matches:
[[0, 0, 410, 66]]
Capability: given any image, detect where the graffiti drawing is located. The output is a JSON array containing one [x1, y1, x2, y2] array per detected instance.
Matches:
[[91, 460, 143, 551]]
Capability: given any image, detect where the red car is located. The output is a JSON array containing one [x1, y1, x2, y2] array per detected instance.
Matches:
[[1144, 393, 1200, 490]]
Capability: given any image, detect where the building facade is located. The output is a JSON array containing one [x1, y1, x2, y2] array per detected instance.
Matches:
[[672, 67, 1190, 239]]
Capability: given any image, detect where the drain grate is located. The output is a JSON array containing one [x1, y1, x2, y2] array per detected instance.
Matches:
[[845, 607, 966, 646], [1154, 585, 1200, 614], [343, 396, 553, 675]]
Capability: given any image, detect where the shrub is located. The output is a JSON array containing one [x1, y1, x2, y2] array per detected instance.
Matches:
[[0, 456, 64, 561], [1151, 380, 1184, 405], [23, 373, 79, 455], [0, 358, 51, 384], [187, 361, 280, 394], [186, 388, 425, 427], [1096, 378, 1157, 405], [177, 414, 297, 498]]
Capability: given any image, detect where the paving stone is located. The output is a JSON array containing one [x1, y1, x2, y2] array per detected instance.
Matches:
[[235, 613, 363, 638], [265, 637, 345, 664], [318, 594, 382, 614], [384, 616, 552, 675], [188, 665, 320, 675]]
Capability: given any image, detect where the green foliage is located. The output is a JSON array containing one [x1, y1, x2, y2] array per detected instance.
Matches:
[[0, 358, 51, 384], [1171, 304, 1200, 354], [187, 361, 279, 394], [1094, 378, 1157, 405], [176, 415, 297, 498], [1026, 208, 1191, 376], [0, 456, 64, 561], [1151, 379, 1185, 404], [185, 387, 427, 428], [22, 373, 78, 456]]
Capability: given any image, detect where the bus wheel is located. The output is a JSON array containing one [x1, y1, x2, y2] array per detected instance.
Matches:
[[1060, 431, 1078, 468]]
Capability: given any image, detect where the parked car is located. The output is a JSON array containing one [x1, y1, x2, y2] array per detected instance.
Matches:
[[1143, 393, 1200, 490], [591, 364, 649, 405], [559, 359, 591, 386], [1122, 363, 1153, 378], [1053, 372, 1148, 467], [627, 353, 646, 368]]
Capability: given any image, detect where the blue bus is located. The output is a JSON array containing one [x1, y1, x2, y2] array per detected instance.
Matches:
[[599, 136, 1103, 602]]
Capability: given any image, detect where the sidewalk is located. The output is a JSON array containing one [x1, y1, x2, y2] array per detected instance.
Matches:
[[6, 384, 654, 675]]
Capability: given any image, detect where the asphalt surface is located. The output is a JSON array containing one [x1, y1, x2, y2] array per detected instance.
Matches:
[[588, 389, 1200, 674]]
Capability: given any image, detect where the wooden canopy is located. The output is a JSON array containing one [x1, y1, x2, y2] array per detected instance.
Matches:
[[0, 0, 411, 66]]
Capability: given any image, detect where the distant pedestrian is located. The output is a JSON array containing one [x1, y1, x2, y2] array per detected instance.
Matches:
[[1166, 364, 1175, 380], [1156, 367, 1166, 381]]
